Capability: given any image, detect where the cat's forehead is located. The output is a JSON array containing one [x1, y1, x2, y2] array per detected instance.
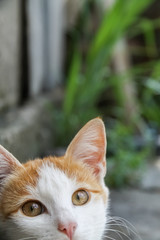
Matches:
[[28, 162, 80, 212], [37, 160, 78, 196], [35, 158, 98, 193], [37, 156, 101, 190]]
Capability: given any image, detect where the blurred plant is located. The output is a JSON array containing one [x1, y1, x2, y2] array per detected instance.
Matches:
[[54, 0, 155, 144], [141, 78, 160, 128], [51, 0, 158, 187], [129, 17, 160, 58], [105, 120, 152, 188], [140, 59, 160, 128]]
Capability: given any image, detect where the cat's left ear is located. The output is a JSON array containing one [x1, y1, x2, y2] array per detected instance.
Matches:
[[0, 145, 22, 187], [65, 118, 107, 180]]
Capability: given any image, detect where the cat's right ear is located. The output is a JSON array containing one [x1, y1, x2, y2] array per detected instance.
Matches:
[[65, 118, 107, 181], [0, 145, 21, 187]]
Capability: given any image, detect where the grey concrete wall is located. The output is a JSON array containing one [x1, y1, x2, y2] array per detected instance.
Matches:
[[0, 97, 54, 163], [0, 0, 55, 163], [0, 0, 20, 109], [27, 0, 45, 97], [27, 0, 65, 96]]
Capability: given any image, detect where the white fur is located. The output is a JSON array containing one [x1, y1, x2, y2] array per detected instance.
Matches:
[[2, 162, 109, 240]]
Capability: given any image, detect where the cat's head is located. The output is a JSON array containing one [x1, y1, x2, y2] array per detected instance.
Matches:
[[0, 118, 109, 240]]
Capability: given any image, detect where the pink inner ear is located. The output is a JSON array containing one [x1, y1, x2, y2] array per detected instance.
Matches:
[[0, 145, 21, 184], [66, 118, 107, 178], [0, 154, 13, 180], [84, 142, 106, 177]]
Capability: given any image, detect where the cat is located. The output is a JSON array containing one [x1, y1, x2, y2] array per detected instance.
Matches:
[[0, 118, 109, 240]]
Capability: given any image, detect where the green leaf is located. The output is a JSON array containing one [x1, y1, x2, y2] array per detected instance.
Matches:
[[87, 0, 155, 65], [63, 51, 81, 116]]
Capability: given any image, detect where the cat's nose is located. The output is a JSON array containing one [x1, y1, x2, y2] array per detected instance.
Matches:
[[58, 222, 77, 240]]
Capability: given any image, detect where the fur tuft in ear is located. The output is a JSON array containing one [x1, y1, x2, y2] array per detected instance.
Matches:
[[65, 118, 107, 180], [0, 145, 21, 188]]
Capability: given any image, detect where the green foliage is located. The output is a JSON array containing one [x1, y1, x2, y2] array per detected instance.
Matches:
[[141, 77, 160, 128], [129, 18, 160, 57], [58, 0, 155, 143], [63, 51, 81, 117], [88, 0, 155, 66], [52, 0, 158, 187], [105, 121, 151, 188]]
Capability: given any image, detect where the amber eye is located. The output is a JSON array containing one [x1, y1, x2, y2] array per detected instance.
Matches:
[[72, 190, 89, 206], [22, 201, 44, 217]]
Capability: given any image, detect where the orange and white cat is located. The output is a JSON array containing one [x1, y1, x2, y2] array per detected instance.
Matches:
[[0, 118, 109, 240]]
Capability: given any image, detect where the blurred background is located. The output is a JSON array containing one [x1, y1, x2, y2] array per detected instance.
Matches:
[[0, 0, 160, 239]]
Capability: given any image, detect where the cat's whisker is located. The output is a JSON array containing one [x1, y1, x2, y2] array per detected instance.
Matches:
[[108, 216, 129, 230], [107, 216, 142, 240], [103, 234, 116, 240], [18, 237, 36, 240], [106, 223, 133, 237], [108, 228, 127, 240], [107, 228, 134, 240], [105, 229, 124, 240], [111, 216, 134, 230], [113, 216, 141, 240], [107, 222, 130, 235], [108, 216, 132, 236]]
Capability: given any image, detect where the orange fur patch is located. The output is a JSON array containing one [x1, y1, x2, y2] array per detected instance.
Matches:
[[0, 156, 107, 218], [0, 159, 42, 218]]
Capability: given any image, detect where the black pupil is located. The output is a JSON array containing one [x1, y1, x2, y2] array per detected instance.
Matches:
[[30, 203, 38, 212], [77, 193, 80, 201]]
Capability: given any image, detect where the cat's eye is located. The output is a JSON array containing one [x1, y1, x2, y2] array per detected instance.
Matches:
[[72, 190, 89, 206], [22, 201, 44, 217]]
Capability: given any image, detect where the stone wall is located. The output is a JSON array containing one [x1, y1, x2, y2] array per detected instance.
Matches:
[[0, 0, 54, 162], [0, 97, 54, 162], [0, 0, 20, 110]]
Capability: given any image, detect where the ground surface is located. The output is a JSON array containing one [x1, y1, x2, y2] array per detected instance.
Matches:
[[106, 158, 160, 240]]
